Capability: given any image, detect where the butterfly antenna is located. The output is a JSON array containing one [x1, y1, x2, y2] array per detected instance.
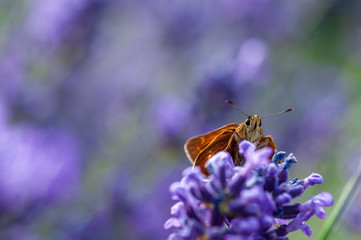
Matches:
[[261, 108, 294, 118], [225, 100, 250, 117]]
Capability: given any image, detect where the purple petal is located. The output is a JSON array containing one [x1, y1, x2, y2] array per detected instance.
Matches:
[[285, 212, 313, 235], [227, 168, 247, 195], [305, 192, 334, 219], [164, 217, 182, 229], [287, 185, 304, 198], [283, 154, 297, 169], [225, 235, 248, 240], [275, 193, 292, 206], [281, 203, 301, 219], [300, 223, 312, 237], [303, 173, 323, 188], [186, 219, 205, 238], [299, 192, 334, 213], [264, 192, 277, 212], [314, 192, 334, 207], [167, 233, 183, 240], [206, 151, 234, 169], [182, 169, 213, 202], [264, 163, 278, 191], [230, 217, 260, 234], [254, 147, 274, 163], [259, 214, 274, 231], [206, 151, 234, 181], [278, 169, 289, 184], [208, 226, 225, 239], [275, 218, 289, 225], [240, 186, 263, 203], [182, 166, 203, 179], [169, 182, 187, 202], [272, 151, 287, 163], [285, 192, 333, 236], [170, 202, 185, 217], [238, 140, 255, 155], [239, 141, 273, 174]]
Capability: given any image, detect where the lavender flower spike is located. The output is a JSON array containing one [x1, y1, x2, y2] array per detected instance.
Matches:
[[165, 141, 333, 240]]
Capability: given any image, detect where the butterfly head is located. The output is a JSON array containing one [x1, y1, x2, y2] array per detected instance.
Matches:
[[245, 115, 262, 129], [244, 115, 263, 142], [226, 100, 293, 143]]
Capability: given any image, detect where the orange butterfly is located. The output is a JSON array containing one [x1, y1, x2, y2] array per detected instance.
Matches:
[[184, 101, 293, 175]]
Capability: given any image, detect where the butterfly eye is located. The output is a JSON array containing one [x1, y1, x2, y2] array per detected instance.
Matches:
[[245, 119, 250, 126]]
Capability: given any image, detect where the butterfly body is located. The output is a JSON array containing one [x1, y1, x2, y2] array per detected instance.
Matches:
[[184, 115, 276, 175]]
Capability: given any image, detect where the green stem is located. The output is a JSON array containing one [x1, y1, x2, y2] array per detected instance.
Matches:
[[316, 161, 361, 240]]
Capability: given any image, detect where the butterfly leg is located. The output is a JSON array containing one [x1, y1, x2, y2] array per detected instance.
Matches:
[[235, 152, 245, 166], [224, 133, 244, 166], [256, 136, 277, 162], [258, 135, 276, 151]]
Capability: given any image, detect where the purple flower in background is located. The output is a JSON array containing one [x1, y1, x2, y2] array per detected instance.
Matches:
[[235, 38, 269, 84], [215, 0, 313, 39], [26, 0, 86, 45], [165, 141, 333, 239], [150, 0, 206, 47], [153, 96, 199, 144], [0, 120, 82, 213], [26, 0, 111, 46]]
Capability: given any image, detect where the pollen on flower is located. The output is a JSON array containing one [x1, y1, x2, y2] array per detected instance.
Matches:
[[197, 235, 208, 240], [202, 203, 214, 210], [165, 140, 333, 240]]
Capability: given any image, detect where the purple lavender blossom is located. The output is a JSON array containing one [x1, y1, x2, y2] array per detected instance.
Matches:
[[153, 96, 199, 144], [0, 119, 82, 212], [234, 38, 270, 84], [165, 141, 333, 239], [25, 0, 110, 47], [214, 0, 314, 39], [150, 0, 206, 47]]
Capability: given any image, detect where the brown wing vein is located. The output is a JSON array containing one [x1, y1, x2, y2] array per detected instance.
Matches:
[[184, 123, 238, 163], [193, 130, 236, 175]]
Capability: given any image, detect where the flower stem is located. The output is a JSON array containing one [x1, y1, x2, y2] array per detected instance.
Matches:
[[316, 159, 361, 240]]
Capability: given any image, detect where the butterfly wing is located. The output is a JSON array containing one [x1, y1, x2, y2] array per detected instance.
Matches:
[[191, 129, 238, 175], [184, 124, 238, 163], [194, 130, 237, 175]]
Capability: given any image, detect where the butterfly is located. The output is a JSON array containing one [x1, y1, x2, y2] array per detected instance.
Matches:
[[184, 101, 293, 175]]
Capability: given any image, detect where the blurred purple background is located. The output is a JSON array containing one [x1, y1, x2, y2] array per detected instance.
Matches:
[[0, 0, 360, 239]]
